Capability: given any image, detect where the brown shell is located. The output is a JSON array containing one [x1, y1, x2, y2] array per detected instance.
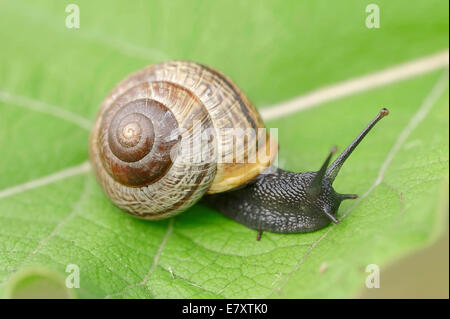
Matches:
[[89, 61, 277, 219]]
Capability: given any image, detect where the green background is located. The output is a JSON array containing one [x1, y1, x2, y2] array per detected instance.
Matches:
[[0, 0, 448, 298]]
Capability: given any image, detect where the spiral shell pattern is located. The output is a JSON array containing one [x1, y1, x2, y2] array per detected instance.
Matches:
[[89, 61, 275, 219]]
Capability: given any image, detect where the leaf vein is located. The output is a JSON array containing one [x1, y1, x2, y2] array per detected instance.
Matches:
[[270, 70, 449, 297]]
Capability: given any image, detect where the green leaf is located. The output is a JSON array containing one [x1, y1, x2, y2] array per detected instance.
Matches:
[[4, 267, 75, 299], [0, 0, 448, 298]]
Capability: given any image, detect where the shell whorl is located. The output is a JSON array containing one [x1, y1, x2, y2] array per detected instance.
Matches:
[[89, 61, 276, 219], [100, 97, 178, 187]]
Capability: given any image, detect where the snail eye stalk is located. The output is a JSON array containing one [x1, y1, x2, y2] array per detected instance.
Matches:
[[326, 108, 389, 182], [307, 146, 337, 198]]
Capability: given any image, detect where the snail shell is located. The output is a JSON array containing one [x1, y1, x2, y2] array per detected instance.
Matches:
[[89, 61, 278, 219]]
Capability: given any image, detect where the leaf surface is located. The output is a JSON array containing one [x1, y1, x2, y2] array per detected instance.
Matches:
[[0, 0, 448, 298]]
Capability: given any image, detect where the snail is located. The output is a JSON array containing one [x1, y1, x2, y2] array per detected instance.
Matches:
[[89, 61, 389, 240]]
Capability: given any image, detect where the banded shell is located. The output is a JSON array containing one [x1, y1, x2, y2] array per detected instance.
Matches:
[[89, 61, 277, 219]]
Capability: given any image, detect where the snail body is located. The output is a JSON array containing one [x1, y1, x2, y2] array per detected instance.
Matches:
[[89, 61, 389, 238]]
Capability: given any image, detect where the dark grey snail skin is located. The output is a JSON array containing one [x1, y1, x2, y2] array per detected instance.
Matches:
[[203, 169, 343, 233], [203, 108, 389, 238]]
